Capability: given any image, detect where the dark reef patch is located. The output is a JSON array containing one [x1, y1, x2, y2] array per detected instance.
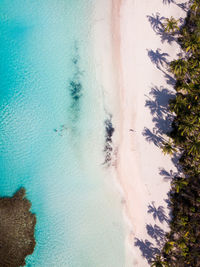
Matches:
[[69, 80, 82, 103], [0, 188, 36, 267], [68, 44, 83, 123], [103, 114, 115, 167]]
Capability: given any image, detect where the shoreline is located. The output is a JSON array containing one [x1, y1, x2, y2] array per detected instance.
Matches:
[[114, 0, 186, 265], [91, 1, 134, 266], [91, 1, 136, 266]]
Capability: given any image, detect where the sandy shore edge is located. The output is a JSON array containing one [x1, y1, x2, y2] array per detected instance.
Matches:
[[114, 0, 186, 266], [90, 0, 186, 265]]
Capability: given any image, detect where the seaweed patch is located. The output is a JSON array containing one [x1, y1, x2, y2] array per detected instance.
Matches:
[[103, 114, 115, 167], [69, 80, 82, 103], [68, 43, 84, 123]]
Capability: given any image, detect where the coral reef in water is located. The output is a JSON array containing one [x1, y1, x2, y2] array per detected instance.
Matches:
[[0, 188, 36, 267]]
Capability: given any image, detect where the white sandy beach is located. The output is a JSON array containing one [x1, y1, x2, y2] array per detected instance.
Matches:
[[117, 0, 186, 266], [92, 0, 186, 266]]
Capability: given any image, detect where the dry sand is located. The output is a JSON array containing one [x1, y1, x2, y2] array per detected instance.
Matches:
[[117, 0, 186, 266], [91, 0, 186, 265]]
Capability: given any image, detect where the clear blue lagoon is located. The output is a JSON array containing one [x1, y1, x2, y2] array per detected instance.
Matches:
[[0, 1, 126, 266]]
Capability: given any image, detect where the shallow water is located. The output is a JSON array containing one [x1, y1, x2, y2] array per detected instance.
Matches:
[[0, 1, 126, 266]]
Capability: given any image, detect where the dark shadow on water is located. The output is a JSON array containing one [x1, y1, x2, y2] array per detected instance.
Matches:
[[148, 201, 169, 224]]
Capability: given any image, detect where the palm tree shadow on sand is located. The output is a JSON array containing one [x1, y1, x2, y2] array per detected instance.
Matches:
[[134, 205, 168, 264], [134, 3, 187, 264], [148, 202, 169, 224], [147, 49, 169, 68], [147, 13, 176, 44], [134, 238, 161, 264], [146, 223, 165, 244], [143, 85, 174, 148], [159, 167, 179, 182], [162, 0, 175, 4], [162, 0, 189, 12]]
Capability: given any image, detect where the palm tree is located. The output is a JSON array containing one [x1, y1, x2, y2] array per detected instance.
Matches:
[[188, 139, 200, 156], [151, 255, 168, 267], [172, 178, 188, 193], [189, 0, 200, 13], [153, 2, 200, 265], [178, 119, 197, 136], [163, 241, 175, 254], [163, 17, 179, 33], [170, 59, 188, 77], [162, 139, 176, 155], [185, 40, 198, 53], [178, 240, 188, 256]]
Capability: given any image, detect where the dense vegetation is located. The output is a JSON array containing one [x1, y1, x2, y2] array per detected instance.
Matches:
[[151, 1, 200, 266]]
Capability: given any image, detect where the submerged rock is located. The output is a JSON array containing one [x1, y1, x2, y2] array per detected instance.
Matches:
[[0, 188, 36, 267]]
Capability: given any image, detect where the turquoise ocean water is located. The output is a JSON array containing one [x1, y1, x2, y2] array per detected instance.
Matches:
[[0, 1, 126, 266]]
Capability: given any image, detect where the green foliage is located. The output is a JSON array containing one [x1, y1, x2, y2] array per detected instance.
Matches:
[[162, 139, 176, 155], [163, 241, 174, 254], [170, 59, 188, 77], [163, 17, 180, 33], [151, 255, 168, 267], [153, 1, 200, 266], [189, 0, 200, 12], [171, 178, 188, 193]]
